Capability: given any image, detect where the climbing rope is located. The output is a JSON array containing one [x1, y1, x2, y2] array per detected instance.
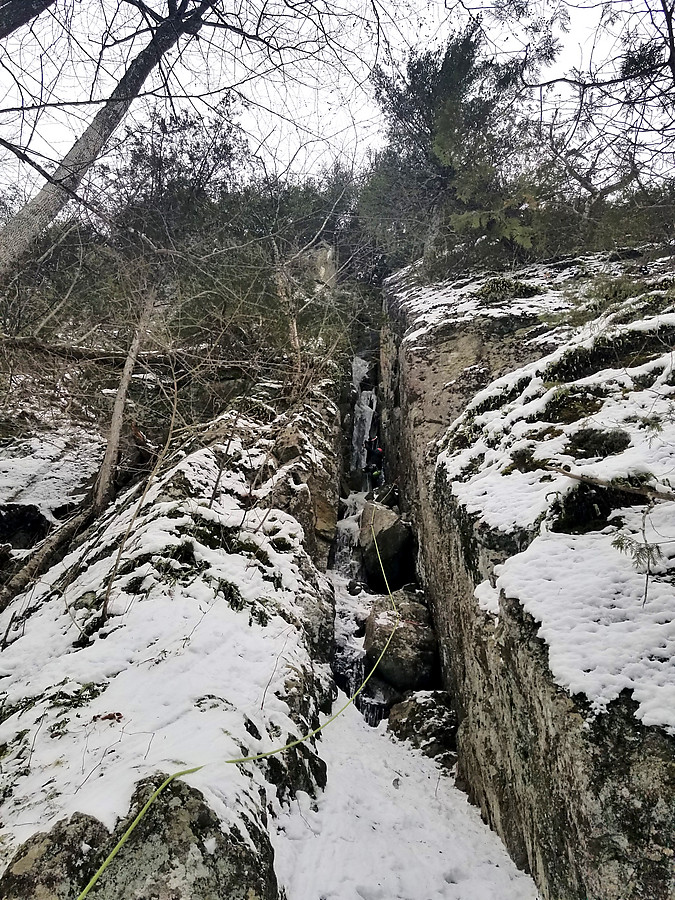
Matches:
[[76, 513, 399, 899]]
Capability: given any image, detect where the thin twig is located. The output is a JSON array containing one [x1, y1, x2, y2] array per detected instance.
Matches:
[[544, 465, 675, 502]]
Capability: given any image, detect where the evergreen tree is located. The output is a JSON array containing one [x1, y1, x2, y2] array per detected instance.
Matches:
[[359, 26, 536, 276]]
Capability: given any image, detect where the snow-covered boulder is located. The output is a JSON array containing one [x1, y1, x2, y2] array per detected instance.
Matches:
[[0, 382, 341, 899]]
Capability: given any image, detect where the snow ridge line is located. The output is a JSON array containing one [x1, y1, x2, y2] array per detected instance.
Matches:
[[76, 515, 399, 900]]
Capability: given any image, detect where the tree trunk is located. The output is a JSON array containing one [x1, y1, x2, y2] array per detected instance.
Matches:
[[93, 290, 156, 512], [0, 289, 156, 615], [274, 266, 302, 380], [0, 0, 56, 40], [0, 0, 214, 277]]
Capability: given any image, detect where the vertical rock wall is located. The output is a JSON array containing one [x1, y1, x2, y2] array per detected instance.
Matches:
[[380, 266, 675, 900]]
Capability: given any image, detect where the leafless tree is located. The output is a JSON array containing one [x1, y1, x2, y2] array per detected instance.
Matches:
[[93, 283, 155, 512], [0, 0, 57, 40], [0, 0, 219, 274], [512, 1, 675, 193], [0, 0, 382, 276]]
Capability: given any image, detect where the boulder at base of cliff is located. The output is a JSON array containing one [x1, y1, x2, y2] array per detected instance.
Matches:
[[0, 776, 278, 900], [388, 691, 458, 768], [364, 590, 438, 691], [359, 501, 414, 589]]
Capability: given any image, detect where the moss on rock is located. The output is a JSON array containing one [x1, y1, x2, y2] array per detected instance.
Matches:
[[0, 777, 280, 900]]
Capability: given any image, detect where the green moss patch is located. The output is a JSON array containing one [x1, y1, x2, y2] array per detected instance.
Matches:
[[610, 292, 674, 325], [565, 428, 632, 459], [270, 536, 294, 552], [51, 682, 107, 709], [545, 325, 675, 383], [550, 478, 649, 534], [473, 276, 544, 305], [214, 579, 274, 627], [0, 696, 39, 725], [155, 540, 208, 578], [216, 579, 246, 611], [471, 375, 531, 419], [526, 425, 563, 441], [543, 387, 604, 424], [189, 521, 240, 551], [502, 447, 550, 475]]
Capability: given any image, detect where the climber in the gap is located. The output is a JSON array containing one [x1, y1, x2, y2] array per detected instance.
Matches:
[[364, 437, 385, 487]]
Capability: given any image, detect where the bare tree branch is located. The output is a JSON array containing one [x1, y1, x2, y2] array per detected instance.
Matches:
[[0, 0, 56, 41]]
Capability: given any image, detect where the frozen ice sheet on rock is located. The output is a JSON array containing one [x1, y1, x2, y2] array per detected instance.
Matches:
[[272, 699, 540, 900]]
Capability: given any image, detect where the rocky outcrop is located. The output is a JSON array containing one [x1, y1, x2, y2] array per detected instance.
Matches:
[[381, 256, 675, 900], [387, 690, 457, 767], [267, 394, 341, 570], [2, 777, 278, 900], [0, 381, 341, 899], [363, 590, 437, 691]]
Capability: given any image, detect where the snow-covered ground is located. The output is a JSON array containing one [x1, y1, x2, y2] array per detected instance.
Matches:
[[270, 428, 539, 900], [272, 697, 540, 900], [0, 427, 103, 519]]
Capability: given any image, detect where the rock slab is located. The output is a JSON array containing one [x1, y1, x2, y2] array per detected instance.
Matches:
[[364, 590, 437, 691], [388, 690, 458, 767]]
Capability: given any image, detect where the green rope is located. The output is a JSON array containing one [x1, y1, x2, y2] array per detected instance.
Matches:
[[76, 515, 398, 899], [76, 766, 203, 899]]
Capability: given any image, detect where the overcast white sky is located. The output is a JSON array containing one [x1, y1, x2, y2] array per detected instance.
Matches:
[[0, 0, 632, 201]]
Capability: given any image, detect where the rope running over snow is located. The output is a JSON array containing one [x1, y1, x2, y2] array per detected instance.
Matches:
[[76, 510, 399, 899]]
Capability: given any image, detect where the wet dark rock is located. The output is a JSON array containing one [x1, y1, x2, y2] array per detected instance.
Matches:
[[264, 741, 327, 802], [0, 504, 51, 549], [388, 691, 458, 768], [364, 592, 438, 692], [357, 674, 402, 726], [359, 501, 414, 590], [368, 483, 400, 508]]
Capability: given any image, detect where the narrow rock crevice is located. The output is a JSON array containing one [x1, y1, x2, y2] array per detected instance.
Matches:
[[329, 342, 445, 729]]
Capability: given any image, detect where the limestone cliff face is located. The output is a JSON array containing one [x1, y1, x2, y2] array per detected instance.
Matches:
[[381, 258, 675, 900]]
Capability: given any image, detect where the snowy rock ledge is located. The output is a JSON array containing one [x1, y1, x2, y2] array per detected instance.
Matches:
[[0, 383, 340, 899], [381, 251, 675, 900]]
